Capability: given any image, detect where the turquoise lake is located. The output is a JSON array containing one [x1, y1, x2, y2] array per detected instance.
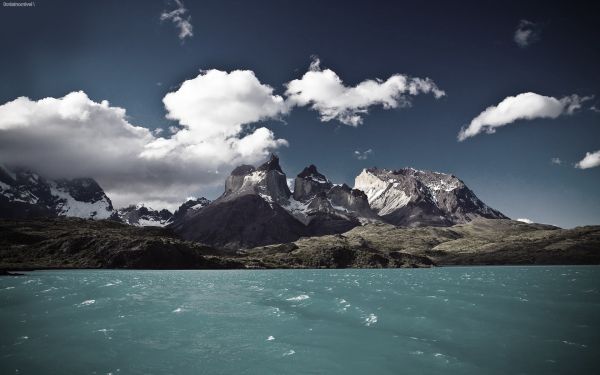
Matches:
[[1, 267, 598, 374]]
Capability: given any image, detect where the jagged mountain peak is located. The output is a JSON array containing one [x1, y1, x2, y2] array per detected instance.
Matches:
[[297, 164, 326, 179], [222, 154, 290, 204], [293, 164, 332, 201], [257, 153, 284, 173]]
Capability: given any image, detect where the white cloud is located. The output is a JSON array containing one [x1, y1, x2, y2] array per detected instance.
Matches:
[[551, 157, 562, 165], [575, 150, 600, 169], [354, 149, 373, 160], [160, 0, 193, 41], [514, 20, 540, 48], [0, 70, 289, 208], [285, 57, 445, 126], [516, 218, 533, 224], [458, 92, 592, 141]]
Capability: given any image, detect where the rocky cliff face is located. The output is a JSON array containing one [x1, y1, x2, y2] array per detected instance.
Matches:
[[0, 164, 113, 219], [221, 155, 291, 205], [354, 167, 507, 226], [293, 165, 332, 201]]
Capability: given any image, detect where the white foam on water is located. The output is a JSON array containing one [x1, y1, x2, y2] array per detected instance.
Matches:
[[562, 340, 587, 348], [410, 351, 424, 355], [364, 313, 378, 326], [79, 299, 95, 306], [283, 349, 295, 357], [172, 307, 183, 313], [267, 336, 275, 341], [286, 294, 309, 301], [3, 286, 15, 290]]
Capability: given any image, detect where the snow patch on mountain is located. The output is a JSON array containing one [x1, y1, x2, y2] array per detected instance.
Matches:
[[50, 182, 112, 219]]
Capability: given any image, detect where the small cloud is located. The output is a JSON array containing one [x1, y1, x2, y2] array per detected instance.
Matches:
[[156, 82, 163, 87], [160, 0, 193, 41], [516, 218, 533, 224], [514, 20, 541, 48], [575, 150, 600, 169], [354, 149, 373, 160], [550, 157, 562, 165], [458, 92, 592, 141], [152, 128, 164, 136], [590, 105, 600, 113]]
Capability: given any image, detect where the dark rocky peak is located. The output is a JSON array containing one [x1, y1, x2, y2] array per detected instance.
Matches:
[[293, 164, 333, 201], [172, 197, 211, 222], [221, 154, 291, 204], [257, 154, 283, 173], [297, 164, 326, 180]]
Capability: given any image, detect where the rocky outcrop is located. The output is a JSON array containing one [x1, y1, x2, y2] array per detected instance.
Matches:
[[0, 218, 244, 270], [248, 218, 600, 267]]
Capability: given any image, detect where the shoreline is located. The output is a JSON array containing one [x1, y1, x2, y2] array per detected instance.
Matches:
[[3, 263, 600, 275]]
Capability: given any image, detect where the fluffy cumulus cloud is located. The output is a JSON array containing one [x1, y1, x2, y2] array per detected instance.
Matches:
[[458, 92, 592, 141], [285, 57, 445, 126], [551, 157, 562, 165], [354, 149, 373, 160], [514, 20, 541, 48], [160, 0, 193, 41], [575, 150, 600, 169], [0, 70, 289, 209]]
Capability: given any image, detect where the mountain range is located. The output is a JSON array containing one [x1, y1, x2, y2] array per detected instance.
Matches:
[[1, 156, 509, 248], [2, 156, 599, 270]]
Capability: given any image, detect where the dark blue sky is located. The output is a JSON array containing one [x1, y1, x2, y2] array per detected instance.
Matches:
[[0, 0, 599, 227]]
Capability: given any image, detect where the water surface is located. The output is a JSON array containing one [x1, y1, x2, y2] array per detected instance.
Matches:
[[1, 267, 599, 374]]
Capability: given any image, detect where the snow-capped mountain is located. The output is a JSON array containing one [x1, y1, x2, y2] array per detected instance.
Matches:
[[0, 164, 113, 219], [171, 197, 211, 222], [111, 204, 174, 227], [354, 167, 507, 226]]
